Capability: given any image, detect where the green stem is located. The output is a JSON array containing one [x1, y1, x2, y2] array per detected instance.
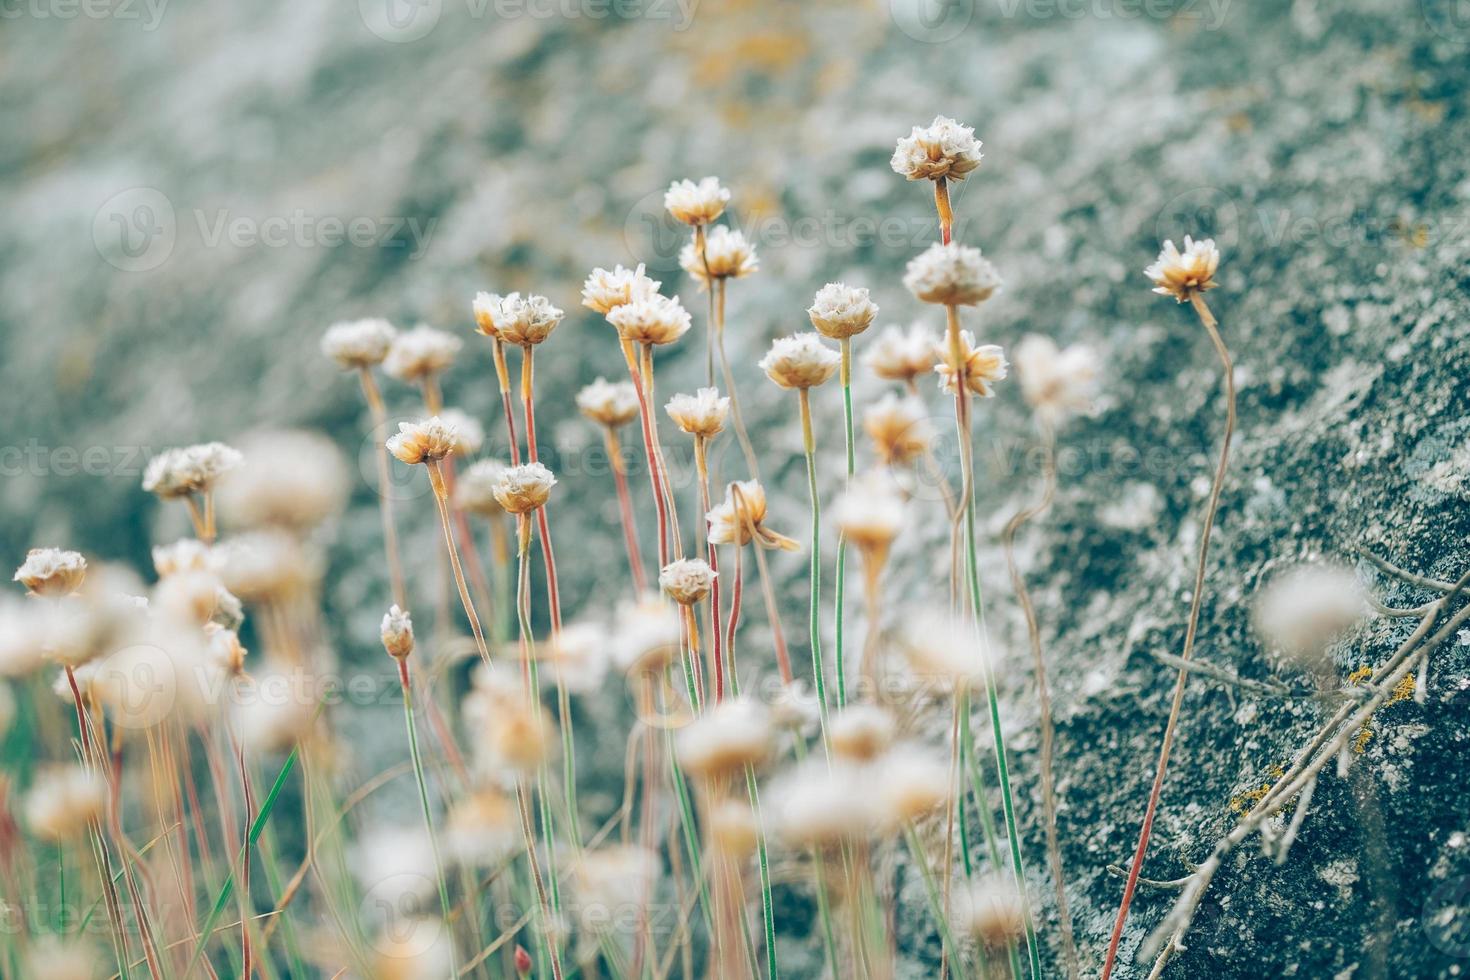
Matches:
[[798, 389, 830, 736], [903, 823, 965, 973], [745, 766, 779, 980], [399, 659, 457, 979], [835, 339, 855, 708]]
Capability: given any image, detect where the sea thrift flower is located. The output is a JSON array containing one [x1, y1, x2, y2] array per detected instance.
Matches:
[[665, 387, 729, 438], [214, 430, 349, 528], [864, 323, 939, 384], [707, 480, 799, 551], [386, 417, 458, 465], [206, 625, 246, 674], [454, 459, 509, 516], [438, 408, 486, 456], [707, 799, 759, 856], [891, 115, 984, 182], [383, 325, 462, 382], [613, 595, 682, 674], [371, 919, 454, 980], [769, 759, 878, 847], [482, 698, 554, 772], [1253, 564, 1367, 668], [1012, 334, 1098, 422], [1145, 235, 1220, 302], [832, 474, 906, 560], [471, 290, 502, 338], [936, 331, 1008, 397], [544, 621, 610, 694], [659, 558, 716, 605], [381, 604, 414, 659], [25, 765, 106, 840], [829, 704, 896, 762], [874, 745, 952, 827], [216, 530, 322, 603], [321, 317, 396, 369], [606, 293, 692, 346], [491, 462, 557, 514], [680, 225, 758, 287], [582, 263, 661, 315], [481, 292, 563, 347], [14, 548, 87, 597], [664, 177, 730, 227], [759, 333, 840, 390], [904, 242, 1001, 306], [233, 668, 317, 753], [902, 610, 993, 690], [864, 394, 933, 466], [152, 539, 214, 578], [142, 442, 242, 498], [0, 597, 47, 676], [445, 790, 519, 868], [954, 876, 1028, 948], [576, 377, 641, 428], [23, 937, 99, 980], [677, 698, 773, 779], [807, 282, 879, 340], [572, 846, 661, 932]]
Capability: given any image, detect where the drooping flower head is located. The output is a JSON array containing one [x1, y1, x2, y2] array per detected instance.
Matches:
[[759, 333, 841, 390], [680, 226, 758, 288], [707, 480, 799, 551], [576, 378, 641, 429], [385, 417, 458, 465], [582, 263, 661, 315], [904, 242, 1002, 306], [1145, 235, 1220, 303], [606, 293, 692, 346], [891, 115, 984, 182], [664, 177, 731, 227], [935, 331, 1008, 398], [383, 325, 462, 381], [665, 387, 729, 439], [864, 323, 939, 384], [1012, 335, 1098, 422], [321, 317, 396, 369], [808, 282, 879, 340], [676, 698, 773, 779]]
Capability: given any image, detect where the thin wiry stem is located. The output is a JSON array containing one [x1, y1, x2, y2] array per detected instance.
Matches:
[[623, 338, 672, 568], [397, 657, 458, 977], [358, 366, 408, 610], [426, 460, 492, 665], [834, 337, 855, 708], [695, 437, 725, 702], [520, 346, 564, 635], [797, 388, 830, 736], [1002, 426, 1079, 980], [714, 276, 762, 481], [606, 425, 648, 595], [1102, 292, 1235, 980]]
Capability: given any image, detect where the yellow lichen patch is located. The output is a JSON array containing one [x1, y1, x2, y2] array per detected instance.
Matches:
[[1354, 727, 1374, 754], [1386, 673, 1416, 706], [1347, 665, 1373, 686], [1229, 763, 1288, 816]]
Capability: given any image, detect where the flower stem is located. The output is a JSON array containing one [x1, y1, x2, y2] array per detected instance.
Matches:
[[797, 389, 830, 734], [358, 366, 408, 610], [745, 765, 779, 980], [426, 460, 492, 665], [606, 426, 647, 594], [834, 338, 856, 708], [398, 657, 458, 978], [714, 277, 762, 481]]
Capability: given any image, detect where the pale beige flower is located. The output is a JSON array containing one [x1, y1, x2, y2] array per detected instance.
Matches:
[[383, 325, 462, 381], [613, 595, 682, 674], [454, 459, 508, 516], [445, 790, 519, 868], [438, 408, 485, 457], [205, 624, 246, 674], [768, 759, 879, 847], [891, 115, 984, 182], [25, 765, 106, 840], [936, 331, 1008, 397], [759, 333, 840, 390], [0, 597, 47, 677], [664, 387, 729, 438], [677, 698, 772, 779], [873, 745, 952, 827], [471, 290, 502, 338], [1145, 235, 1220, 302], [901, 610, 993, 691], [215, 530, 323, 604], [577, 377, 641, 428], [864, 393, 933, 466], [573, 845, 660, 929], [23, 936, 99, 980], [232, 666, 317, 753], [491, 462, 557, 515], [953, 876, 1028, 948], [386, 417, 458, 465], [381, 604, 414, 659], [832, 473, 905, 559], [808, 282, 879, 340], [543, 621, 609, 694], [1012, 334, 1098, 421], [707, 799, 759, 856], [14, 548, 87, 597], [905, 242, 1001, 306], [152, 539, 214, 578], [659, 558, 716, 605], [828, 704, 895, 762], [664, 177, 730, 227], [142, 442, 242, 498], [479, 292, 564, 347], [214, 430, 349, 529], [707, 480, 799, 551], [864, 323, 938, 384], [582, 263, 661, 315], [680, 225, 758, 288], [1253, 564, 1366, 669], [371, 920, 454, 980], [321, 317, 396, 369], [606, 293, 692, 346]]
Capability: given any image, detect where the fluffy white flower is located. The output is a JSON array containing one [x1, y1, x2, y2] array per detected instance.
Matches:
[[808, 282, 879, 340], [935, 331, 1008, 398], [1145, 235, 1220, 302], [606, 293, 692, 346], [577, 377, 641, 428], [659, 558, 716, 605], [142, 442, 243, 498], [681, 225, 758, 287], [891, 115, 984, 182], [904, 242, 1002, 306], [386, 417, 458, 465], [664, 177, 730, 226], [214, 429, 349, 528], [1012, 335, 1098, 422], [321, 317, 396, 368], [1254, 564, 1366, 668], [760, 333, 841, 390], [491, 462, 557, 515], [383, 325, 462, 381], [582, 263, 661, 315], [864, 323, 938, 383], [477, 292, 563, 346], [665, 387, 729, 439], [14, 548, 87, 597]]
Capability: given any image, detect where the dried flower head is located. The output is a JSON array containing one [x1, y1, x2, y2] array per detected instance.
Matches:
[[573, 845, 660, 929], [660, 558, 716, 605], [577, 377, 641, 428], [483, 697, 554, 773], [321, 317, 396, 369], [1012, 335, 1098, 422], [902, 610, 993, 691], [215, 530, 323, 604], [864, 323, 938, 384], [214, 430, 349, 529], [1253, 564, 1367, 669], [954, 876, 1028, 947], [438, 408, 486, 457], [707, 799, 759, 856], [664, 176, 730, 227], [891, 115, 984, 182], [680, 225, 758, 287], [829, 704, 896, 762], [371, 920, 453, 980], [613, 595, 683, 674], [386, 417, 459, 465], [760, 333, 841, 390], [665, 387, 729, 439], [491, 462, 557, 515], [478, 292, 564, 347], [544, 621, 610, 694], [606, 293, 692, 346], [904, 242, 1001, 306], [232, 666, 317, 753], [25, 765, 106, 840], [582, 263, 661, 315], [769, 759, 878, 847], [454, 459, 508, 516], [707, 480, 799, 551], [864, 394, 933, 467], [23, 936, 99, 980], [936, 331, 1008, 397], [0, 597, 47, 677], [445, 790, 519, 868], [383, 325, 462, 381], [14, 548, 87, 597], [153, 570, 233, 628], [381, 604, 414, 659], [206, 624, 247, 674], [1145, 235, 1220, 302], [873, 745, 953, 827], [142, 442, 243, 499], [152, 539, 214, 578], [677, 698, 773, 779], [832, 474, 906, 563], [808, 282, 879, 340]]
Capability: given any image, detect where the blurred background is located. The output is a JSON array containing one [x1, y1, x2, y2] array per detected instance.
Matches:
[[4, 0, 1470, 975]]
